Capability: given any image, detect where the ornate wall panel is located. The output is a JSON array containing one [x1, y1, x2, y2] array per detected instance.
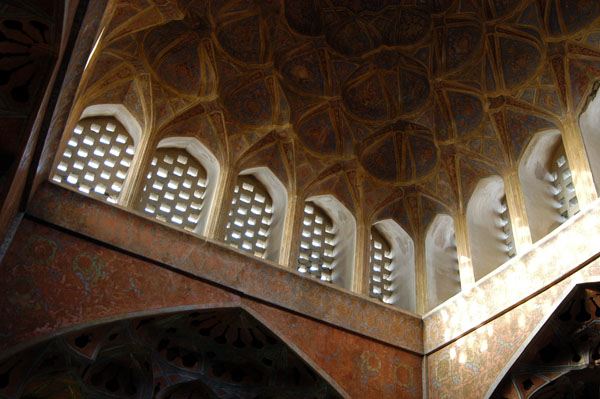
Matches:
[[26, 182, 424, 353], [491, 285, 600, 399], [427, 261, 600, 399], [0, 215, 422, 398], [424, 199, 600, 353]]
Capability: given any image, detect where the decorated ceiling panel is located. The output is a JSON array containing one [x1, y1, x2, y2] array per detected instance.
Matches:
[[75, 0, 600, 241], [0, 0, 62, 210]]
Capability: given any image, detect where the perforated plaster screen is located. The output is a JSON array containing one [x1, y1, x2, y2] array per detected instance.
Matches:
[[224, 175, 273, 258], [369, 227, 394, 302], [138, 148, 208, 232], [297, 202, 335, 282], [499, 196, 516, 259], [551, 146, 580, 221], [52, 117, 135, 204]]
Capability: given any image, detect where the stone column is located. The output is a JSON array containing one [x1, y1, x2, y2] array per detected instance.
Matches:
[[502, 168, 532, 254], [352, 222, 371, 295], [414, 237, 428, 314], [120, 131, 153, 208], [204, 166, 234, 240], [454, 212, 475, 291], [279, 194, 300, 268], [562, 116, 598, 209]]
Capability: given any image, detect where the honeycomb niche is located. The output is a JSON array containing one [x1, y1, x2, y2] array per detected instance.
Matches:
[[0, 308, 343, 399]]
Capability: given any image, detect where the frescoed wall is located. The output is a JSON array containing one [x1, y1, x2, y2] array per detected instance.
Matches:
[[3, 0, 600, 398]]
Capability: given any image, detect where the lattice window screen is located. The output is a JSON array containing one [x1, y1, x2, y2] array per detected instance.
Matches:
[[138, 148, 208, 232], [498, 196, 516, 258], [550, 146, 579, 221], [52, 117, 135, 204], [297, 202, 335, 282], [369, 227, 394, 302], [224, 175, 273, 258]]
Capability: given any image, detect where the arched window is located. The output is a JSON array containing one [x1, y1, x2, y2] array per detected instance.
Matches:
[[369, 221, 416, 312], [467, 176, 515, 281], [225, 174, 273, 258], [579, 86, 600, 193], [52, 116, 135, 204], [298, 202, 335, 282], [137, 137, 219, 236], [224, 168, 287, 262], [425, 214, 460, 310], [549, 145, 579, 221], [369, 227, 392, 301], [519, 130, 578, 242], [499, 195, 516, 259], [297, 195, 356, 290], [138, 148, 208, 233]]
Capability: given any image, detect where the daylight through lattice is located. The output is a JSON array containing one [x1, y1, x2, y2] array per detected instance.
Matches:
[[498, 196, 516, 259], [52, 117, 135, 204], [297, 202, 335, 282], [551, 146, 579, 222], [369, 227, 394, 302], [138, 148, 208, 232], [224, 175, 273, 258]]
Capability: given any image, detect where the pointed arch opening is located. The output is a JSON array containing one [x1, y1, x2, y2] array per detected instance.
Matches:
[[426, 214, 460, 310], [137, 137, 220, 236], [51, 104, 142, 205], [370, 219, 416, 312], [519, 129, 579, 243], [579, 84, 600, 195], [225, 167, 287, 263], [467, 176, 515, 281], [298, 195, 356, 291]]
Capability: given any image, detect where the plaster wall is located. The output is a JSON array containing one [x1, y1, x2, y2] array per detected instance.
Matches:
[[467, 176, 509, 281], [0, 217, 422, 399], [374, 219, 416, 312], [426, 256, 600, 399], [518, 129, 563, 243], [424, 197, 600, 352], [27, 182, 422, 352], [579, 88, 600, 193], [426, 214, 460, 310]]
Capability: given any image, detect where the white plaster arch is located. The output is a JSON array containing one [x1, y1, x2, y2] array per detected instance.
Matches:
[[74, 104, 144, 206], [157, 137, 221, 237], [240, 166, 288, 263], [518, 129, 564, 243], [579, 86, 600, 194], [81, 104, 143, 148], [425, 214, 460, 310], [467, 176, 510, 281], [372, 219, 416, 312], [306, 195, 356, 291]]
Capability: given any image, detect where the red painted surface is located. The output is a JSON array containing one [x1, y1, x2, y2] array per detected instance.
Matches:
[[27, 182, 424, 353], [0, 217, 422, 398]]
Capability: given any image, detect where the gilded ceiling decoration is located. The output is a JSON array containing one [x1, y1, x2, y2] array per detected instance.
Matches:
[[78, 0, 600, 240]]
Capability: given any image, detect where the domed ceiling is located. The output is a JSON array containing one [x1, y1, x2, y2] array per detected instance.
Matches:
[[80, 0, 600, 240]]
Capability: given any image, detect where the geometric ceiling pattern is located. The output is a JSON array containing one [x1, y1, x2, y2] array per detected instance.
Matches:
[[79, 0, 600, 242], [0, 308, 343, 399], [0, 1, 60, 205]]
